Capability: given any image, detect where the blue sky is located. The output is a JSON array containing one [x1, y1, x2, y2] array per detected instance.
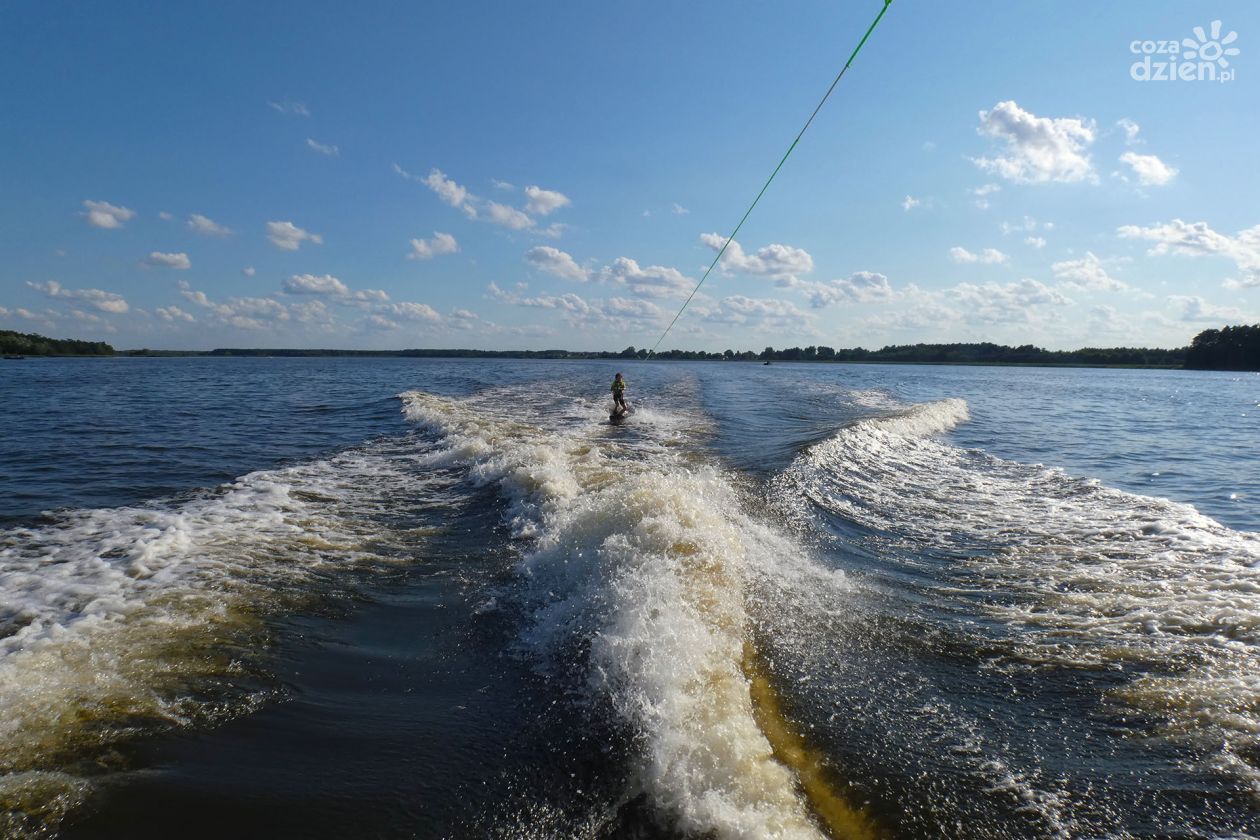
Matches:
[[2, 0, 1257, 351]]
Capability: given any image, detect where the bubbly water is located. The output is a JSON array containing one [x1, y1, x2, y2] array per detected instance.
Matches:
[[1, 357, 1257, 839]]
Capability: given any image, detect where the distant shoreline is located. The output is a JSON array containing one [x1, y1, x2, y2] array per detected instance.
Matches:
[[5, 326, 1258, 370], [0, 351, 1193, 371]]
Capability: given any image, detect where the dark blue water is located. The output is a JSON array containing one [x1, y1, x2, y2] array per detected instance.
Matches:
[[2, 357, 1258, 839]]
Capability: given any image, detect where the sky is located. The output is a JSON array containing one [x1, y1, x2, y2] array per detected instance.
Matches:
[[1, 0, 1258, 352]]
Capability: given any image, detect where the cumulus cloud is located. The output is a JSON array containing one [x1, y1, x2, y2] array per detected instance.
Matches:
[[243, 266, 256, 277], [525, 245, 588, 281], [422, 169, 477, 218], [82, 200, 136, 229], [672, 203, 689, 216], [1118, 151, 1178, 186], [487, 282, 665, 331], [692, 295, 813, 333], [156, 305, 195, 323], [485, 201, 534, 230], [950, 246, 1008, 264], [1052, 252, 1128, 292], [283, 273, 349, 296], [187, 213, 232, 236], [27, 280, 129, 313], [143, 251, 191, 270], [783, 271, 895, 308], [180, 282, 291, 330], [1118, 218, 1260, 287], [1025, 236, 1047, 249], [385, 301, 442, 323], [280, 273, 388, 305], [266, 220, 323, 250], [700, 233, 815, 282], [948, 278, 1071, 323], [593, 257, 694, 299], [973, 100, 1096, 184], [523, 185, 571, 216], [306, 138, 339, 156], [409, 232, 459, 260], [491, 179, 514, 191], [902, 195, 921, 211]]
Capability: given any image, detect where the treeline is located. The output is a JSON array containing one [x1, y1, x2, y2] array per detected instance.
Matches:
[[7, 327, 1257, 370], [617, 342, 1187, 367], [1185, 324, 1260, 370], [0, 329, 114, 356]]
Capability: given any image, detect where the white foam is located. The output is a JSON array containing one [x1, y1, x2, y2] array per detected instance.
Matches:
[[0, 444, 449, 824], [400, 389, 832, 839], [777, 394, 1260, 796]]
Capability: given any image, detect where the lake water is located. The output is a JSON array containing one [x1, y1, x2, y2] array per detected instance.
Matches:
[[2, 357, 1258, 839]]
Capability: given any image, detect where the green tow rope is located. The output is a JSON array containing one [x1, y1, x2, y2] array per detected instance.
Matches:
[[648, 0, 894, 357]]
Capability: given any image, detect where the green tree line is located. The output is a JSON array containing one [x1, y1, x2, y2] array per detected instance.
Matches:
[[0, 329, 114, 356], [6, 325, 1258, 370]]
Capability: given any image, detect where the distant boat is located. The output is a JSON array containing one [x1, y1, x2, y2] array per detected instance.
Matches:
[[762, 361, 771, 365]]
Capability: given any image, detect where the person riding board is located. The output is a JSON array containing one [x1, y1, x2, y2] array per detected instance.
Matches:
[[610, 372, 628, 415]]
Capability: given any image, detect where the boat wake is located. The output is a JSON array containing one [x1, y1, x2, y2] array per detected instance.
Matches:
[[399, 389, 876, 840], [777, 394, 1260, 801]]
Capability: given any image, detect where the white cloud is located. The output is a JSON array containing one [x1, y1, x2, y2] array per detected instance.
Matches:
[[700, 233, 814, 282], [268, 100, 310, 117], [950, 246, 1008, 264], [694, 295, 813, 332], [671, 202, 689, 216], [243, 266, 256, 277], [144, 251, 191, 270], [1025, 236, 1046, 249], [180, 283, 290, 330], [1168, 295, 1247, 323], [523, 185, 571, 216], [156, 305, 195, 323], [487, 283, 665, 331], [423, 169, 477, 218], [784, 271, 895, 308], [538, 222, 567, 239], [1052, 251, 1128, 291], [284, 273, 349, 296], [28, 280, 129, 313], [82, 200, 136, 229], [1119, 151, 1178, 186], [484, 201, 534, 230], [948, 278, 1072, 323], [525, 246, 588, 281], [385, 301, 442, 323], [187, 213, 232, 236], [1117, 118, 1142, 145], [491, 179, 514, 191], [593, 256, 694, 299], [972, 182, 1001, 208], [365, 314, 400, 331], [902, 195, 921, 211], [266, 220, 323, 250], [973, 100, 1096, 184], [158, 211, 173, 221], [1117, 218, 1260, 287], [408, 232, 459, 260], [306, 137, 339, 156]]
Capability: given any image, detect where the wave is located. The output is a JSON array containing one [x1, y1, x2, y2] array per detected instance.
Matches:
[[399, 389, 876, 840], [777, 394, 1260, 798], [0, 440, 452, 833]]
